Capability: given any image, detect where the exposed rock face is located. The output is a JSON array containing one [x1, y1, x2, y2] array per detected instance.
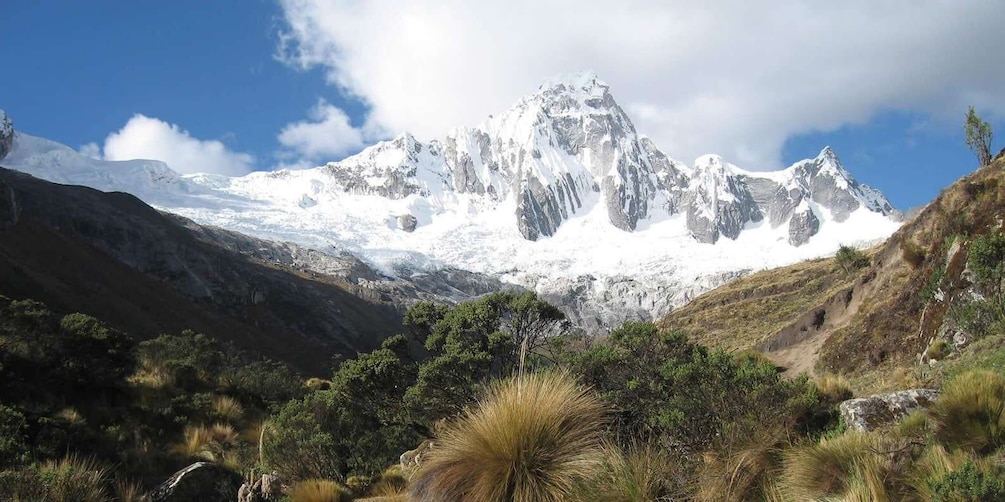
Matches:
[[397, 214, 417, 232], [307, 75, 896, 245], [839, 389, 940, 432], [788, 206, 820, 246], [0, 110, 13, 161], [148, 462, 243, 502]]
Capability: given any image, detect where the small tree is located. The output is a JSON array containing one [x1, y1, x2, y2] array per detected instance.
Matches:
[[965, 106, 994, 166]]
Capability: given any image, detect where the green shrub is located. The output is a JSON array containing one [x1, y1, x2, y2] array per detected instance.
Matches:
[[409, 371, 607, 502], [968, 233, 1005, 296], [930, 460, 1005, 501], [836, 245, 870, 273], [947, 296, 1005, 339], [0, 405, 28, 469]]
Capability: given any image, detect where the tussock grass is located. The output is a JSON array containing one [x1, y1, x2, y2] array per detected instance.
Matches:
[[288, 478, 354, 502], [590, 442, 683, 502], [928, 369, 1005, 453], [780, 432, 892, 500], [114, 478, 147, 502], [306, 377, 333, 391], [815, 374, 854, 404], [365, 466, 409, 497], [212, 394, 244, 423], [902, 445, 970, 500], [172, 422, 240, 461], [697, 428, 786, 502], [409, 371, 607, 502], [39, 454, 112, 502]]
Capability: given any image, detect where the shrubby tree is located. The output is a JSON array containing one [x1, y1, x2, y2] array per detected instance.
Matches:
[[965, 106, 994, 167]]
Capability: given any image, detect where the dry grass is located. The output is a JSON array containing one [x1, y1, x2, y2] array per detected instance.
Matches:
[[902, 445, 971, 501], [409, 371, 607, 502], [212, 395, 244, 423], [780, 432, 892, 500], [928, 369, 1005, 453], [815, 374, 854, 404], [659, 256, 852, 351], [589, 442, 684, 501], [697, 428, 786, 502], [56, 406, 85, 425], [365, 466, 409, 497], [38, 454, 112, 502], [288, 479, 354, 502], [114, 478, 147, 502], [172, 422, 240, 462]]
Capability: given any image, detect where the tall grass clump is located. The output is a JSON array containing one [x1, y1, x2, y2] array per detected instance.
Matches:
[[815, 373, 854, 404], [589, 442, 684, 502], [288, 478, 354, 502], [212, 394, 244, 423], [40, 455, 112, 501], [697, 428, 787, 502], [780, 432, 892, 500], [928, 369, 1005, 453], [410, 371, 607, 502]]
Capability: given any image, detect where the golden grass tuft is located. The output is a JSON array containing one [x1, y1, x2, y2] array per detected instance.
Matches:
[[365, 466, 409, 497], [409, 371, 607, 502], [591, 442, 684, 502], [696, 428, 787, 502], [928, 369, 1005, 453], [172, 422, 239, 461], [902, 445, 971, 500], [56, 406, 85, 425], [212, 395, 244, 423], [780, 432, 893, 500], [38, 454, 112, 502], [305, 377, 332, 391], [815, 374, 854, 404], [287, 478, 354, 502], [114, 478, 147, 502]]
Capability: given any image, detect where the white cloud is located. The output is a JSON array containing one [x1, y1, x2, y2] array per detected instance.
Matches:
[[276, 0, 1005, 169], [278, 99, 366, 160], [78, 142, 101, 159], [101, 114, 254, 175]]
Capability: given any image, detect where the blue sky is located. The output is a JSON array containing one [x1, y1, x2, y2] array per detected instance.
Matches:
[[2, 1, 1004, 210]]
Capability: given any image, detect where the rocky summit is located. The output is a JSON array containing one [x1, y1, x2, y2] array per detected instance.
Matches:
[[0, 74, 902, 330]]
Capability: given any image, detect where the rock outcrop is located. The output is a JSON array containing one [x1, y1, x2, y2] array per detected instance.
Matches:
[[148, 462, 243, 502], [839, 389, 940, 432], [0, 110, 13, 161]]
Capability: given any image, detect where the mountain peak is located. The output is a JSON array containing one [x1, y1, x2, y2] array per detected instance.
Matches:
[[537, 71, 608, 94]]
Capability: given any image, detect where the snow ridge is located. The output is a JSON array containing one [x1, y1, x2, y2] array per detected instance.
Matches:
[[1, 76, 902, 330]]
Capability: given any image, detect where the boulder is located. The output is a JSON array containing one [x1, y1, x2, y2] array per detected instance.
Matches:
[[839, 389, 940, 432], [400, 440, 434, 474], [148, 462, 243, 502], [238, 472, 282, 502]]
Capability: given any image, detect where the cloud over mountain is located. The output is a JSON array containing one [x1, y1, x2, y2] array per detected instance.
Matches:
[[276, 0, 1005, 169]]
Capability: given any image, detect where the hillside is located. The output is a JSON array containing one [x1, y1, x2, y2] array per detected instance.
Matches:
[[661, 154, 1005, 388], [0, 167, 405, 374]]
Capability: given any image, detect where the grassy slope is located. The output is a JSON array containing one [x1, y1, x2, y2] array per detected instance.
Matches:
[[660, 156, 1005, 392]]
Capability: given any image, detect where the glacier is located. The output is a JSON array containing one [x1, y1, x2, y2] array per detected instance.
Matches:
[[0, 74, 902, 331]]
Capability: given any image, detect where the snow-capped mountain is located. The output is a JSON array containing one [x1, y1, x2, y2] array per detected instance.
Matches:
[[0, 77, 902, 330]]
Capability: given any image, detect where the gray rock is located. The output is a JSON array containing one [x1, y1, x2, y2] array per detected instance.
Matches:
[[788, 206, 820, 246], [839, 389, 940, 432], [397, 214, 418, 232], [0, 111, 12, 162], [148, 462, 243, 502]]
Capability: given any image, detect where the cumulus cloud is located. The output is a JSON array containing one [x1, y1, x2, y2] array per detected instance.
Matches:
[[101, 114, 254, 175], [276, 0, 1005, 169], [278, 99, 366, 160]]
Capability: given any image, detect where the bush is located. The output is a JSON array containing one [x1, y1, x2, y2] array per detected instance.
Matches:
[[930, 460, 1005, 501], [928, 370, 1005, 453], [409, 371, 607, 502], [948, 296, 1005, 339], [0, 405, 28, 469], [836, 245, 870, 273], [968, 233, 1005, 296]]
